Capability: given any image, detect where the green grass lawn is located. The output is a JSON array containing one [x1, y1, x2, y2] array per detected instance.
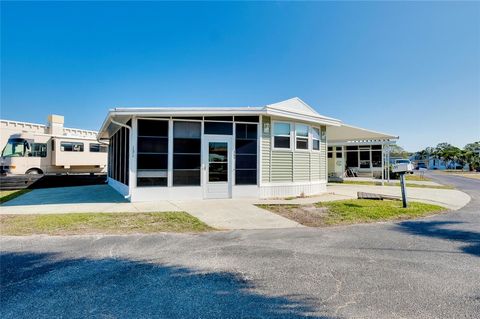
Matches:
[[405, 174, 431, 181], [0, 189, 32, 204], [0, 212, 215, 236], [258, 199, 445, 227], [316, 199, 445, 225], [331, 180, 453, 189]]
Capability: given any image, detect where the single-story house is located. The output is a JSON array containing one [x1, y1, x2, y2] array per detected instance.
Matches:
[[97, 98, 398, 201]]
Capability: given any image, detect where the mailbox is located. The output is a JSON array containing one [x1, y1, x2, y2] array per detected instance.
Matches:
[[392, 163, 414, 173]]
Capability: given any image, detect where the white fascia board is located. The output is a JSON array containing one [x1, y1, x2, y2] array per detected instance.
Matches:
[[327, 140, 397, 146], [97, 107, 266, 138], [340, 123, 399, 139], [265, 108, 341, 126], [112, 106, 264, 115]]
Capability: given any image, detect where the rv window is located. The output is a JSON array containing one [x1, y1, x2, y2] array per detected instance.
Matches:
[[1, 138, 28, 157], [60, 142, 84, 152], [89, 143, 108, 153], [29, 143, 47, 157], [273, 122, 291, 149]]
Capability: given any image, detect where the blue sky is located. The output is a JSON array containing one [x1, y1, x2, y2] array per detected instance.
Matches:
[[1, 1, 479, 151]]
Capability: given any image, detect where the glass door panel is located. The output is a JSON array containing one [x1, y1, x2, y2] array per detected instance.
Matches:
[[208, 142, 228, 182]]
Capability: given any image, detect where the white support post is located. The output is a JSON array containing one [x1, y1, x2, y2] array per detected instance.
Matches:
[[130, 117, 138, 190], [167, 118, 173, 187], [381, 144, 385, 186], [387, 147, 390, 183]]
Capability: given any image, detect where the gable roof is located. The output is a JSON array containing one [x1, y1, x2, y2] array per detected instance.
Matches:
[[264, 97, 340, 126], [266, 97, 323, 118]]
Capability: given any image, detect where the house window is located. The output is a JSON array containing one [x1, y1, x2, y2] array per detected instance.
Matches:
[[89, 143, 108, 153], [295, 124, 309, 150], [328, 145, 333, 158], [336, 146, 342, 158], [360, 150, 370, 168], [204, 122, 233, 135], [235, 123, 257, 185], [137, 119, 168, 187], [346, 151, 358, 167], [312, 127, 320, 150], [372, 151, 382, 167], [273, 122, 291, 149], [60, 142, 84, 152], [173, 121, 201, 186]]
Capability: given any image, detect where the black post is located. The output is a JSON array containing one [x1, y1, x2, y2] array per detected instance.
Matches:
[[399, 172, 407, 208]]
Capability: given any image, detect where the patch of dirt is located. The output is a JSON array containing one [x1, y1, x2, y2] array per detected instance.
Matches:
[[268, 204, 330, 227]]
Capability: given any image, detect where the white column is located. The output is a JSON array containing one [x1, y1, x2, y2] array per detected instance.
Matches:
[[167, 118, 173, 187], [130, 117, 138, 191], [381, 144, 385, 185]]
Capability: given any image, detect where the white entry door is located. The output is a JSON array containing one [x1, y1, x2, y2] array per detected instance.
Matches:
[[203, 136, 232, 199]]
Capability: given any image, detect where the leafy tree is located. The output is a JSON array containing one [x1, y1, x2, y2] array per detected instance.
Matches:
[[463, 141, 480, 171], [434, 143, 462, 169], [389, 144, 409, 158]]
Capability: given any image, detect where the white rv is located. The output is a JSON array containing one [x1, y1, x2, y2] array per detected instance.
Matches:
[[0, 114, 107, 175]]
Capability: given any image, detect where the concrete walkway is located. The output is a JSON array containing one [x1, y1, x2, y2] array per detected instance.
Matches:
[[0, 182, 470, 229], [259, 184, 471, 210], [171, 199, 301, 230], [0, 185, 301, 230], [343, 177, 443, 186]]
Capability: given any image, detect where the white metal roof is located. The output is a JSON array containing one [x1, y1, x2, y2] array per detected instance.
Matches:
[[327, 123, 398, 143], [98, 97, 342, 138]]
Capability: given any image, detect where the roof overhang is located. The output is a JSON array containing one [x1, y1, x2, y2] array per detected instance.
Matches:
[[98, 100, 343, 139], [327, 123, 398, 144]]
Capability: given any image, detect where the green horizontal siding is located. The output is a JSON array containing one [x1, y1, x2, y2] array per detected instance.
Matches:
[[262, 137, 271, 182], [293, 152, 310, 181], [260, 116, 327, 183], [271, 152, 293, 182], [310, 153, 321, 180]]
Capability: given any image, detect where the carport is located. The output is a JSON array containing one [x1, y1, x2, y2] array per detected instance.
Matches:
[[326, 124, 398, 183]]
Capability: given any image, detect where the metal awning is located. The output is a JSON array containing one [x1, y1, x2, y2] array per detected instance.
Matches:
[[327, 123, 398, 144]]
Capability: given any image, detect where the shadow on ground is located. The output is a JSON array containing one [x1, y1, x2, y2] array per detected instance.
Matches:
[[1, 185, 127, 206], [0, 252, 330, 319], [396, 220, 480, 257]]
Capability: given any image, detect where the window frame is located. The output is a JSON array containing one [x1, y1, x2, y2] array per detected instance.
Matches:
[[136, 118, 170, 188], [272, 121, 292, 150], [311, 127, 321, 151], [172, 120, 202, 187], [60, 141, 84, 152], [89, 143, 108, 153], [234, 122, 258, 185], [294, 123, 310, 151]]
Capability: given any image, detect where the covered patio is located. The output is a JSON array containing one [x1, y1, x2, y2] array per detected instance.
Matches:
[[326, 124, 398, 184]]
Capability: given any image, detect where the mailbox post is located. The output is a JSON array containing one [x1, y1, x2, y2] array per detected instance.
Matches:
[[392, 163, 414, 208]]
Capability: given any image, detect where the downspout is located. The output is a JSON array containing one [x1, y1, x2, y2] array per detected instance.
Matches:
[[110, 118, 132, 200]]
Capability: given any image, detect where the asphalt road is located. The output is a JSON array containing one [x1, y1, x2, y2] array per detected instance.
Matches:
[[1, 173, 479, 318]]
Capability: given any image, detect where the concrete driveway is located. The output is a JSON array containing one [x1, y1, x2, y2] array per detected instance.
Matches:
[[0, 185, 301, 230], [1, 172, 479, 318]]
